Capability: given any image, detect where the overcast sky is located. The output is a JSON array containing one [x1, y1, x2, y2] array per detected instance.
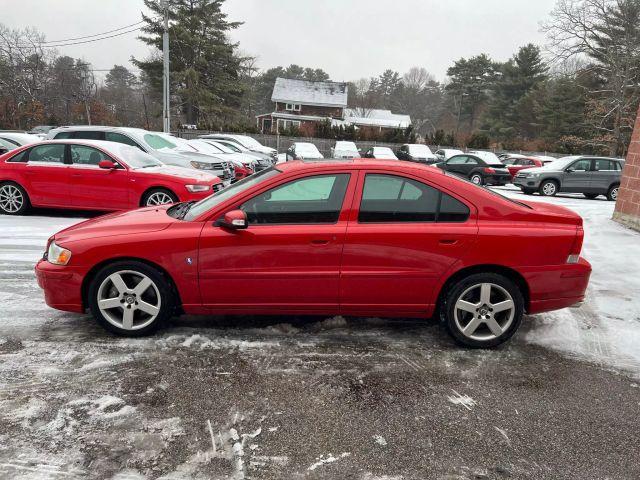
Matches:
[[0, 0, 559, 81]]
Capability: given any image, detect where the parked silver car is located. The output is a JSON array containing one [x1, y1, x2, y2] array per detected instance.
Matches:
[[46, 126, 234, 183], [513, 155, 624, 200]]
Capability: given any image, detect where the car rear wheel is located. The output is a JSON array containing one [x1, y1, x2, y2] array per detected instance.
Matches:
[[0, 182, 30, 215], [584, 193, 599, 199], [441, 273, 524, 348], [142, 188, 178, 207], [539, 179, 558, 197], [470, 173, 484, 186], [88, 261, 175, 336], [607, 184, 619, 202]]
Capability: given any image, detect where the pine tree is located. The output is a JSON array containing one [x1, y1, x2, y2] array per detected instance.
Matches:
[[134, 0, 245, 127]]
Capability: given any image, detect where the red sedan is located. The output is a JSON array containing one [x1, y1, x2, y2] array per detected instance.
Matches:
[[36, 159, 591, 348], [0, 140, 223, 215], [503, 156, 545, 178]]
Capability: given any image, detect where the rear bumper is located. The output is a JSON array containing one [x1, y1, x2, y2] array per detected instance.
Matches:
[[524, 257, 592, 314], [485, 173, 511, 185], [35, 260, 85, 313]]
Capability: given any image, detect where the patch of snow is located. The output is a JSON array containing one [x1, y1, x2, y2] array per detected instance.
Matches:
[[307, 452, 351, 471], [373, 435, 387, 446]]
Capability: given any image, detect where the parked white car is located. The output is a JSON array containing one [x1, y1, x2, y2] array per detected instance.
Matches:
[[187, 139, 258, 170], [199, 133, 277, 159], [0, 131, 42, 147], [331, 141, 359, 159], [397, 144, 438, 163], [286, 142, 324, 160], [46, 126, 234, 183], [468, 150, 504, 164], [363, 146, 398, 160], [434, 148, 464, 161]]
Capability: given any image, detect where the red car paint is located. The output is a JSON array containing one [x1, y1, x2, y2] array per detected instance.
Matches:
[[0, 140, 222, 211], [232, 163, 253, 180], [35, 159, 591, 320], [506, 157, 545, 178]]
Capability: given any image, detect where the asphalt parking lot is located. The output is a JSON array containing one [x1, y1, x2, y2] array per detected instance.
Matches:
[[1, 193, 639, 480]]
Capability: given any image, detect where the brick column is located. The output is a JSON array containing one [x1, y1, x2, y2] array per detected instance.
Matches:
[[613, 105, 640, 230]]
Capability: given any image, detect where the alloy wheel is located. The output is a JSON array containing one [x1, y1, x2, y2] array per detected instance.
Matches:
[[471, 175, 482, 185], [453, 282, 515, 341], [97, 270, 161, 331], [542, 182, 557, 196], [0, 184, 24, 213], [146, 192, 174, 206], [611, 187, 618, 200]]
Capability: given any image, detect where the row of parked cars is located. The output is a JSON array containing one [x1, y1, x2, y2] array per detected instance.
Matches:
[[282, 141, 624, 201], [0, 127, 279, 215]]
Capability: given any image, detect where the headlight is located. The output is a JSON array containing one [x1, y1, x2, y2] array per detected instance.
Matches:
[[47, 241, 72, 265], [186, 184, 209, 192], [190, 161, 215, 170]]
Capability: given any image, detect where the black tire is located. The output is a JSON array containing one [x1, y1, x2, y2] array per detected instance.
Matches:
[[539, 179, 559, 197], [469, 173, 484, 186], [0, 181, 30, 215], [583, 193, 599, 199], [606, 184, 619, 202], [440, 272, 524, 348], [88, 260, 176, 337], [141, 188, 178, 207]]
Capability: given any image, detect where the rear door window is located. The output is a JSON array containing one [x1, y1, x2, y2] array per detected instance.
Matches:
[[359, 174, 470, 223], [27, 144, 66, 163], [72, 131, 104, 140]]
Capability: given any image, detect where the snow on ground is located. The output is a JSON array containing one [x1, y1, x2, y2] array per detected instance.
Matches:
[[495, 187, 640, 375]]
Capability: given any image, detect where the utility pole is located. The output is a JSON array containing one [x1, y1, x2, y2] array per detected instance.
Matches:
[[162, 1, 170, 133]]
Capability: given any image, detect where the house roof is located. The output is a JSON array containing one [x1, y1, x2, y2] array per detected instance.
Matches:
[[271, 78, 348, 107], [342, 108, 411, 128]]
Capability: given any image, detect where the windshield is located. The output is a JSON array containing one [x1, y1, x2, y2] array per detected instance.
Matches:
[[217, 140, 243, 152], [206, 141, 235, 154], [190, 139, 225, 155], [408, 144, 433, 156], [544, 156, 580, 169], [296, 143, 320, 154], [144, 133, 178, 151], [0, 138, 16, 150], [236, 135, 262, 149], [120, 147, 163, 168], [184, 168, 280, 220]]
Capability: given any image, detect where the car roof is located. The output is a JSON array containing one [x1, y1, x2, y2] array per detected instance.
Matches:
[[277, 158, 446, 173], [30, 139, 140, 158], [51, 125, 148, 135]]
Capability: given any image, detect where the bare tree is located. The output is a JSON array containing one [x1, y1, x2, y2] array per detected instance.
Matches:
[[542, 0, 640, 155]]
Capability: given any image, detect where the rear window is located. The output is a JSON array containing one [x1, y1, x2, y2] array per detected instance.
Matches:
[[443, 171, 531, 209]]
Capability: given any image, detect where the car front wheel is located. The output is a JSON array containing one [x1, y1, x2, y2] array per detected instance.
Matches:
[[441, 273, 524, 348], [539, 179, 558, 196], [607, 184, 619, 201], [88, 261, 175, 336]]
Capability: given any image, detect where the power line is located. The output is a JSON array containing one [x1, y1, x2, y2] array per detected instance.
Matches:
[[41, 20, 144, 45], [39, 27, 143, 48]]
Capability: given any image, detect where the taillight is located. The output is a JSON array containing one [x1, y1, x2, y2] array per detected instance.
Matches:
[[567, 226, 584, 263], [483, 167, 495, 174]]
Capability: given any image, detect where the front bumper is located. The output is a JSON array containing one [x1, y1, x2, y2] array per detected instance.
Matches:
[[514, 176, 541, 189], [35, 260, 85, 313]]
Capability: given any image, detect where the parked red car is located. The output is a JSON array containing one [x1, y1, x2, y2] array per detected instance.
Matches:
[[503, 156, 545, 178], [36, 159, 591, 347], [0, 140, 223, 214]]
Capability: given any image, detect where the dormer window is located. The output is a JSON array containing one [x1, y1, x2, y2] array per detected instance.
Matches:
[[285, 103, 301, 111]]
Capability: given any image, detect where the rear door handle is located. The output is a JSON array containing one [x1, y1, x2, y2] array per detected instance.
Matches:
[[439, 239, 459, 245], [310, 239, 330, 246]]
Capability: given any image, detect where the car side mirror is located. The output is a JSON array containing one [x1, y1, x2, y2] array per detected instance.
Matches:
[[218, 209, 248, 230], [99, 160, 116, 169]]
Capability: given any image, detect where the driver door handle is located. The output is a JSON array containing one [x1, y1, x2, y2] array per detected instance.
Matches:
[[310, 239, 330, 246]]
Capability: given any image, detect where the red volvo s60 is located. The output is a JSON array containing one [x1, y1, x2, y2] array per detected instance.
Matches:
[[0, 140, 223, 214], [35, 159, 591, 347]]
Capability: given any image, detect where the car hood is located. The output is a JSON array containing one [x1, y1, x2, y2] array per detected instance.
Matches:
[[153, 150, 223, 165], [54, 206, 176, 244], [135, 165, 218, 182]]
